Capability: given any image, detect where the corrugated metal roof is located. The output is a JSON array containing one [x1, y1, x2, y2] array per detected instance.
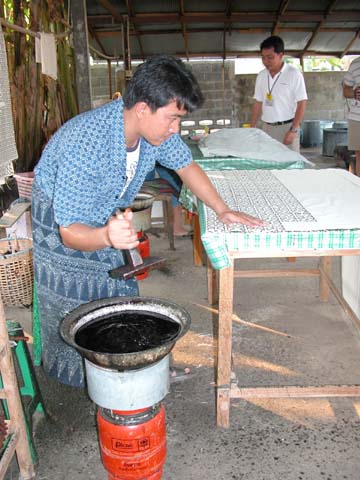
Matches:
[[86, 0, 360, 60]]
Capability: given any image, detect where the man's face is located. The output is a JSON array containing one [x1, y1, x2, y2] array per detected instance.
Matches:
[[261, 47, 284, 74], [140, 100, 187, 146]]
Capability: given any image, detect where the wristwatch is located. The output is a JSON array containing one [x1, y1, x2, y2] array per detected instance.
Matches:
[[289, 126, 299, 133]]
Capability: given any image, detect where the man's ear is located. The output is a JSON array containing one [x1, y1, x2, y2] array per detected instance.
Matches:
[[135, 102, 149, 118]]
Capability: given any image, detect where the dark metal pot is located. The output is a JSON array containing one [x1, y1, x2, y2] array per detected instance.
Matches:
[[60, 296, 191, 371], [124, 192, 156, 232]]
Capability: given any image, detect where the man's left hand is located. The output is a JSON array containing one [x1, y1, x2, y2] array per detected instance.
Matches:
[[283, 130, 295, 145], [218, 210, 265, 227]]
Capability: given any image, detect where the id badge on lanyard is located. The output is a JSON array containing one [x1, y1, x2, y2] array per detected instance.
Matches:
[[265, 71, 281, 107], [265, 92, 274, 107]]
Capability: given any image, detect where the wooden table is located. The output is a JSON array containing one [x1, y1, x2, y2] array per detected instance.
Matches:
[[194, 169, 360, 427]]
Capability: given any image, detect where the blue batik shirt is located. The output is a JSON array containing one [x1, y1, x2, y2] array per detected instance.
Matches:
[[34, 99, 192, 227]]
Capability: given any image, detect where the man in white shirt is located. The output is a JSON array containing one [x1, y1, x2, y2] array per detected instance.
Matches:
[[342, 56, 360, 176], [250, 36, 308, 152]]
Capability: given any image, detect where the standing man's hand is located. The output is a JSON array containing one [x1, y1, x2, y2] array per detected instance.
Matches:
[[354, 85, 360, 101], [283, 130, 296, 145]]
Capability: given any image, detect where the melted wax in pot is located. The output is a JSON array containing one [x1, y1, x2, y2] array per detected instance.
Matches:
[[75, 311, 181, 354]]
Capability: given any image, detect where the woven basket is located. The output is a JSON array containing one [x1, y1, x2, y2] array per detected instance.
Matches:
[[14, 172, 34, 200], [0, 238, 33, 307]]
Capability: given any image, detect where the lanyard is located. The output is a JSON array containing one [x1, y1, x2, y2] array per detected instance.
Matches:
[[267, 71, 282, 95]]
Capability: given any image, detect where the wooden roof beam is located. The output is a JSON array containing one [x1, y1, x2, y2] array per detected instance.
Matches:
[[272, 0, 290, 36], [94, 26, 357, 38], [179, 0, 189, 61], [127, 11, 360, 25], [341, 29, 360, 57], [97, 0, 123, 23], [126, 0, 145, 60], [301, 0, 339, 57], [88, 24, 109, 57]]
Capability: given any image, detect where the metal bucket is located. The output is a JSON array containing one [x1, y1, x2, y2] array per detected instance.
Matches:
[[60, 296, 191, 370], [125, 192, 155, 232], [85, 355, 169, 409], [301, 120, 333, 147], [322, 128, 348, 157]]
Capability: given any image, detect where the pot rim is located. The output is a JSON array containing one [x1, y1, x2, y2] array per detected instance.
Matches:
[[60, 296, 191, 367]]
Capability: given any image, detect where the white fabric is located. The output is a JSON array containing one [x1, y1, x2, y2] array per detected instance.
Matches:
[[253, 63, 308, 123], [0, 26, 16, 183], [343, 56, 360, 122], [272, 169, 360, 230], [35, 36, 41, 63], [120, 141, 141, 198], [37, 33, 57, 80], [198, 128, 313, 165]]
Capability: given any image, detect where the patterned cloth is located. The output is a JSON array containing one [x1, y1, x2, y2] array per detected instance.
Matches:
[[196, 170, 360, 270], [180, 156, 305, 213], [32, 99, 192, 387]]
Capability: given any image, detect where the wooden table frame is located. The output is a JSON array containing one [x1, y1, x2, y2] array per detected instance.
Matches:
[[207, 248, 360, 428]]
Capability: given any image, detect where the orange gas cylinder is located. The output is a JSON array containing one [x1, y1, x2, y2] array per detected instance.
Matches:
[[97, 403, 166, 480], [136, 232, 150, 281]]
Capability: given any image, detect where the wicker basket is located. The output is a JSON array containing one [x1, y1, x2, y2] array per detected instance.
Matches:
[[14, 172, 34, 200], [0, 238, 33, 307]]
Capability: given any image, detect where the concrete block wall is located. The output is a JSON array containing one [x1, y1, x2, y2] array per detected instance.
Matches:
[[90, 62, 348, 128], [234, 70, 347, 125], [185, 61, 237, 132], [91, 63, 119, 103]]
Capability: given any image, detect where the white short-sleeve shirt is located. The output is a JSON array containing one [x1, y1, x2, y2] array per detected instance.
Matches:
[[253, 63, 308, 123], [343, 56, 360, 122]]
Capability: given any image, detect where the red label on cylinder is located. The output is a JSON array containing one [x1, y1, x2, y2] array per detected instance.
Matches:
[[111, 437, 150, 452]]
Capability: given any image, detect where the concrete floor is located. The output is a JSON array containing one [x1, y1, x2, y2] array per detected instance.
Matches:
[[4, 148, 360, 480]]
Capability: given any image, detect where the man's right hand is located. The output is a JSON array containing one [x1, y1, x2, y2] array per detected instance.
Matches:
[[106, 208, 139, 249]]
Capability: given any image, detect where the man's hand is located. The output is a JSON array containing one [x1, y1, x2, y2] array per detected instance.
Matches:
[[106, 208, 139, 249], [60, 208, 139, 251], [283, 130, 295, 145], [218, 210, 265, 227]]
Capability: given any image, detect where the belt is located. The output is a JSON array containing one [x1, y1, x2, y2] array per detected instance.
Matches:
[[265, 119, 293, 126]]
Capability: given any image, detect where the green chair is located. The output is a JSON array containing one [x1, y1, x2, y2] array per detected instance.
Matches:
[[0, 321, 46, 464]]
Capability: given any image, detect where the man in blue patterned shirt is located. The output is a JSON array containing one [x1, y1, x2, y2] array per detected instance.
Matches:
[[32, 54, 263, 387]]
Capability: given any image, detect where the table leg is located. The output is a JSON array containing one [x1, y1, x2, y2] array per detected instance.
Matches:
[[193, 214, 205, 266], [207, 258, 218, 305], [216, 262, 234, 428], [319, 257, 331, 301]]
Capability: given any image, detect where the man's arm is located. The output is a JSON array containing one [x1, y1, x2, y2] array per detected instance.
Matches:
[[177, 162, 264, 227], [59, 209, 139, 251], [283, 99, 307, 145], [343, 83, 360, 100], [250, 101, 262, 128]]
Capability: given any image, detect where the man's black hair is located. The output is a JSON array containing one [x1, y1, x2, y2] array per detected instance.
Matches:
[[122, 54, 204, 113], [260, 36, 285, 54]]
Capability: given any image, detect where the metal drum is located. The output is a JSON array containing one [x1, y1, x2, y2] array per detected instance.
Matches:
[[301, 120, 333, 148], [322, 127, 348, 157], [85, 355, 170, 410]]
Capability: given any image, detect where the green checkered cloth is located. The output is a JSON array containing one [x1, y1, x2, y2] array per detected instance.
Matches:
[[198, 201, 360, 269], [180, 156, 305, 213], [188, 169, 360, 270]]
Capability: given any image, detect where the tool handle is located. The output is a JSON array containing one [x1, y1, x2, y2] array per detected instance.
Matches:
[[126, 247, 144, 267]]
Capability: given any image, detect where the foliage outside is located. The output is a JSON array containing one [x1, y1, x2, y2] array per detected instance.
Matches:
[[1, 0, 78, 172]]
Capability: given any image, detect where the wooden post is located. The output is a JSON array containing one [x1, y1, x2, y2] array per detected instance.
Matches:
[[319, 256, 331, 301], [193, 215, 204, 266], [207, 257, 218, 305], [71, 0, 92, 112], [216, 263, 234, 428]]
